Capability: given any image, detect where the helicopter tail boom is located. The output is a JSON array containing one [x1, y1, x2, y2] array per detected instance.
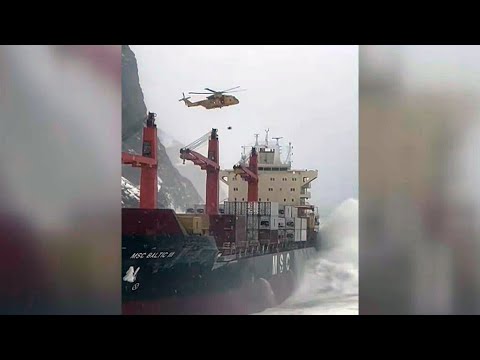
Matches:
[[178, 92, 196, 107]]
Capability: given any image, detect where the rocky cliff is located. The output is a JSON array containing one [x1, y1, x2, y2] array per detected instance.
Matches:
[[121, 45, 202, 210]]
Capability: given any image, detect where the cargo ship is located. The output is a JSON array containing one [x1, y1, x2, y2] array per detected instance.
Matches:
[[122, 113, 321, 314]]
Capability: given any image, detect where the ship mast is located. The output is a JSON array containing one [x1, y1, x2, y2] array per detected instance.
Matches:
[[240, 145, 248, 164], [285, 141, 293, 166], [272, 136, 283, 164], [121, 112, 158, 209]]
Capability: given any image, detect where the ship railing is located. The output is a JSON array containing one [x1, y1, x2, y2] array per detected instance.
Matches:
[[220, 240, 310, 259]]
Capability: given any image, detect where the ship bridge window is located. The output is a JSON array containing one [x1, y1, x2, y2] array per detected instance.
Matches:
[[284, 198, 287, 202], [303, 177, 309, 183], [292, 177, 297, 181], [267, 198, 269, 201], [290, 188, 296, 192], [234, 187, 239, 191], [268, 188, 273, 191], [259, 198, 262, 201]]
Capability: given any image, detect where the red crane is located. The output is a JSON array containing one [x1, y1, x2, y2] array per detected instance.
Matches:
[[122, 112, 158, 209], [233, 147, 259, 202], [180, 129, 220, 215]]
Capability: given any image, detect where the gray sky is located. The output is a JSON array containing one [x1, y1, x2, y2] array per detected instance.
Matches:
[[131, 45, 358, 211]]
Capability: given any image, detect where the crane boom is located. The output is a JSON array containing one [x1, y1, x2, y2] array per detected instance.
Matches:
[[233, 147, 259, 202], [180, 129, 220, 215]]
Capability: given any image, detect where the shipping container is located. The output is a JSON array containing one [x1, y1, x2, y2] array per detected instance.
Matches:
[[258, 230, 279, 244], [271, 216, 278, 230], [308, 216, 315, 229], [284, 205, 292, 218], [259, 216, 271, 229], [291, 206, 298, 218], [270, 202, 279, 217], [295, 217, 302, 230], [301, 218, 307, 230], [194, 204, 206, 214], [247, 229, 258, 241], [301, 229, 307, 241], [235, 215, 246, 240], [247, 215, 259, 230], [285, 230, 295, 242], [224, 201, 248, 216], [208, 214, 247, 247], [247, 201, 259, 215], [295, 229, 302, 242], [209, 214, 236, 231], [258, 229, 271, 241], [285, 217, 295, 229], [269, 230, 279, 244], [257, 202, 279, 216], [259, 215, 279, 230]]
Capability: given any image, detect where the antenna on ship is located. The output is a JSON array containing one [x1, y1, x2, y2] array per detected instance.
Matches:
[[265, 128, 270, 147], [254, 133, 259, 147], [272, 136, 283, 162], [286, 141, 293, 166], [272, 136, 283, 146], [240, 145, 248, 163]]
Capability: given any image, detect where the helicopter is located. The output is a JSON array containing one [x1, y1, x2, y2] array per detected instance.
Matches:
[[179, 86, 245, 109]]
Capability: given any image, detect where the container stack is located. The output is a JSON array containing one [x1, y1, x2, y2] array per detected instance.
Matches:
[[209, 214, 247, 248], [294, 218, 308, 241], [216, 201, 311, 247], [224, 201, 247, 216], [223, 201, 281, 245], [277, 205, 307, 243]]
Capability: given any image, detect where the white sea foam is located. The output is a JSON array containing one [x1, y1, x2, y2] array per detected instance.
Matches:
[[255, 198, 359, 315]]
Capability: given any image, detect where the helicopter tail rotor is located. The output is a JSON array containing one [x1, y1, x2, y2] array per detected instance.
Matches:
[[178, 92, 191, 102]]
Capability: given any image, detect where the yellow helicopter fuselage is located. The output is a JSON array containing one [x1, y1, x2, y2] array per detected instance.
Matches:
[[184, 94, 239, 109]]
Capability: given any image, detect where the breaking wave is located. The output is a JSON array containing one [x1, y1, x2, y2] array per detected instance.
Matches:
[[256, 198, 359, 315]]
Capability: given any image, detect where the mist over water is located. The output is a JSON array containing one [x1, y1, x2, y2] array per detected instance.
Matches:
[[256, 199, 358, 315]]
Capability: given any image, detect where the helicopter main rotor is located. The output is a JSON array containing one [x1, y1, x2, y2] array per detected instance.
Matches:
[[188, 86, 247, 96]]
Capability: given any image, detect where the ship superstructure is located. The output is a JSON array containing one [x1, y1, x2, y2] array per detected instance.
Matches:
[[220, 131, 318, 206]]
